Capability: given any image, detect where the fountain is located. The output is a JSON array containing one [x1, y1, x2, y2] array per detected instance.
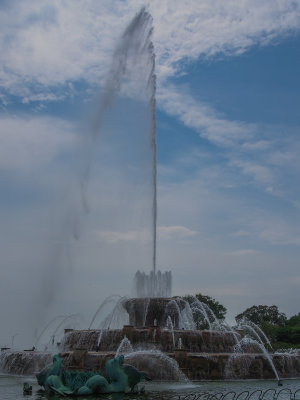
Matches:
[[1, 289, 300, 380], [59, 289, 300, 381], [1, 8, 300, 385]]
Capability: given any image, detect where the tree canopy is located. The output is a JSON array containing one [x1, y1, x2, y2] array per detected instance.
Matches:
[[235, 305, 287, 326], [183, 293, 227, 329], [235, 307, 300, 349], [286, 313, 300, 327]]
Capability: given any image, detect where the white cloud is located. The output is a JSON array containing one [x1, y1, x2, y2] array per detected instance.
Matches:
[[151, 0, 300, 80], [0, 1, 128, 96], [91, 225, 198, 243], [238, 215, 300, 246], [158, 225, 198, 240], [233, 230, 252, 237], [230, 159, 274, 185], [157, 83, 300, 195], [158, 85, 276, 189], [2, 1, 299, 200], [225, 249, 259, 256], [21, 92, 66, 104], [158, 85, 255, 147], [92, 229, 150, 244], [242, 141, 270, 151], [267, 150, 296, 166], [0, 116, 76, 171], [259, 228, 300, 246], [1, 0, 300, 97]]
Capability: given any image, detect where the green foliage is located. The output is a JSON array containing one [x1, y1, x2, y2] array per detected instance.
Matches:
[[286, 313, 300, 327], [259, 321, 278, 342], [272, 341, 300, 351], [236, 307, 300, 349], [183, 293, 227, 329], [235, 305, 287, 326], [275, 326, 300, 344]]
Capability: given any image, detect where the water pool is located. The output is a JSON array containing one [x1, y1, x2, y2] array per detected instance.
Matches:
[[0, 375, 299, 400]]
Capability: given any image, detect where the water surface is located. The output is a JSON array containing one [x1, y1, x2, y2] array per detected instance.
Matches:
[[1, 375, 300, 400]]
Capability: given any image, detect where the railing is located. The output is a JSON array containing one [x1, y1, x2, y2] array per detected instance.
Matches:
[[173, 387, 300, 400]]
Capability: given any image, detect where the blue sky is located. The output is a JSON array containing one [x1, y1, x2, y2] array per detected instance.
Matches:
[[1, 0, 300, 347]]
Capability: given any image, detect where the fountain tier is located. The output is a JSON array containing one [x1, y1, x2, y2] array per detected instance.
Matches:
[[123, 297, 185, 328], [2, 296, 300, 380], [60, 325, 300, 380]]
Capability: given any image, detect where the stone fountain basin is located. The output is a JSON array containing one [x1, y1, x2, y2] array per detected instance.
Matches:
[[60, 350, 300, 381], [122, 297, 186, 328]]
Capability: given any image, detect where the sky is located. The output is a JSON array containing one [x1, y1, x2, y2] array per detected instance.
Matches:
[[1, 0, 300, 348]]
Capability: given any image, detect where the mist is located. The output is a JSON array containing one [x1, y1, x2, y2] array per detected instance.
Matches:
[[0, 8, 157, 349]]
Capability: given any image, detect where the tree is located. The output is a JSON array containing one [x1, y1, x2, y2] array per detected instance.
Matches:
[[235, 305, 287, 326], [235, 307, 300, 349], [287, 313, 300, 327], [183, 293, 227, 329]]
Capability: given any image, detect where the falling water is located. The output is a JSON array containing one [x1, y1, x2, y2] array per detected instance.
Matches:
[[124, 350, 187, 381], [143, 297, 151, 327], [89, 295, 124, 330], [178, 337, 182, 350], [239, 337, 280, 381], [165, 315, 175, 348], [187, 296, 214, 330], [0, 351, 52, 375], [99, 297, 129, 330], [34, 314, 79, 350], [96, 330, 102, 348], [238, 319, 273, 350], [134, 270, 172, 297], [34, 315, 66, 349], [179, 301, 196, 330], [50, 314, 79, 344], [166, 299, 184, 329]]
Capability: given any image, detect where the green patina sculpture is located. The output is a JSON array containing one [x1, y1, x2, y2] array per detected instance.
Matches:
[[36, 354, 151, 396], [23, 382, 32, 395]]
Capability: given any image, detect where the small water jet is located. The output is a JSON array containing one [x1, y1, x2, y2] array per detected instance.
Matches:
[[115, 336, 133, 357], [178, 337, 183, 350], [165, 315, 175, 348], [134, 270, 172, 298]]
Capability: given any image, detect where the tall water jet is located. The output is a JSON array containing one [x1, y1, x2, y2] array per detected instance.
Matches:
[[56, 7, 160, 293], [151, 57, 157, 275], [93, 7, 158, 278], [95, 7, 169, 296]]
